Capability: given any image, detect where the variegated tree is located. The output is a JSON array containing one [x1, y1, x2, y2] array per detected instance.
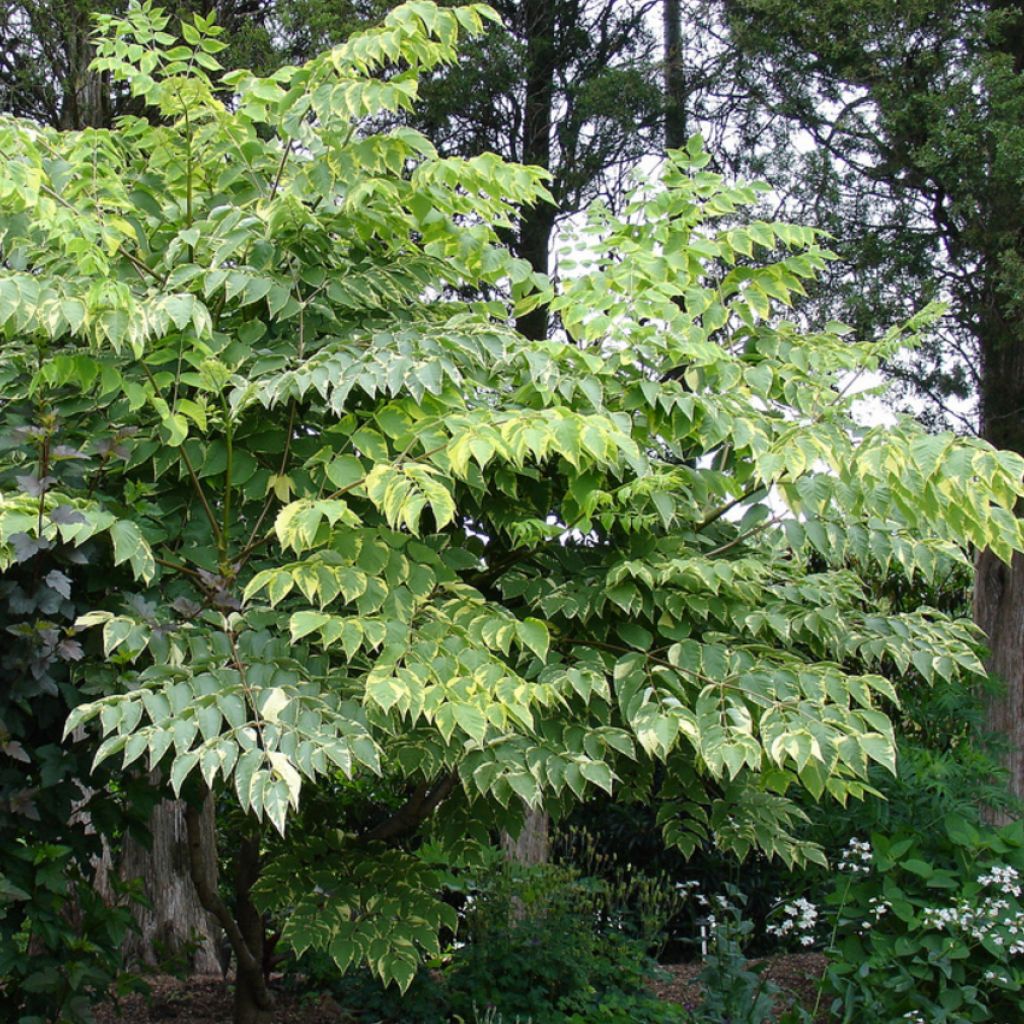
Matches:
[[1, 2, 1023, 1020]]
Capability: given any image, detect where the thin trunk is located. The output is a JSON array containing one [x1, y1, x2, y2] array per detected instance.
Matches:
[[233, 833, 269, 1024], [507, 1, 558, 846], [118, 793, 223, 975], [663, 0, 687, 149], [184, 799, 273, 1024], [515, 0, 557, 341]]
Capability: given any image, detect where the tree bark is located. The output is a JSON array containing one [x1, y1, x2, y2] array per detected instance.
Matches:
[[975, 548, 1024, 817], [514, 0, 557, 342], [232, 834, 271, 1024], [663, 0, 688, 149], [118, 793, 223, 975], [184, 800, 273, 1024], [501, 804, 549, 865], [976, 286, 1024, 815]]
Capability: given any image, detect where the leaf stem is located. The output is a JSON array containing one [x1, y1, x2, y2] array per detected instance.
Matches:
[[139, 362, 224, 551]]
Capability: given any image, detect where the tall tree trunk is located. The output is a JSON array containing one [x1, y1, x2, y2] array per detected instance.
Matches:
[[515, 0, 557, 342], [119, 793, 223, 975], [506, 1, 559, 853], [974, 0, 1024, 814], [976, 290, 1024, 816], [663, 0, 687, 149], [976, 547, 1024, 816]]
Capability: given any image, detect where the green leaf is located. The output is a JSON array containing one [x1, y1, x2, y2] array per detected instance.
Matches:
[[169, 751, 199, 795], [579, 760, 613, 794], [290, 610, 330, 642], [452, 703, 487, 744], [516, 618, 549, 661], [108, 520, 155, 582]]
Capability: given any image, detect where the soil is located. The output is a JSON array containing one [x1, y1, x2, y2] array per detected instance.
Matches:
[[94, 954, 829, 1023], [651, 953, 829, 1020]]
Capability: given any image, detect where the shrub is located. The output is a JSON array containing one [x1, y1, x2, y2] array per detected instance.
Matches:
[[692, 888, 778, 1024], [820, 818, 1024, 1023], [445, 861, 686, 1024]]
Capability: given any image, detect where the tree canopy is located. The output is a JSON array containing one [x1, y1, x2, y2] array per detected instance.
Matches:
[[3, 0, 1024, 1007]]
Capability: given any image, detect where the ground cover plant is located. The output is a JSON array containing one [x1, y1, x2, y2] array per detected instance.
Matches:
[[4, 2, 1024, 1021]]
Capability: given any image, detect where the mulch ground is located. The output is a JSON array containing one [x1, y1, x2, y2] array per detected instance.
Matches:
[[94, 976, 349, 1024], [95, 954, 829, 1023], [650, 953, 829, 1020]]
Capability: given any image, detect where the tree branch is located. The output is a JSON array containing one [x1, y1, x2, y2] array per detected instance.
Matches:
[[360, 772, 459, 844], [184, 796, 261, 980]]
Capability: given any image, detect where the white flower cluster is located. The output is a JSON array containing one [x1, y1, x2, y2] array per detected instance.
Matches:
[[838, 837, 872, 874], [767, 897, 818, 947], [920, 866, 1024, 956], [902, 1012, 926, 1024], [979, 864, 1022, 898], [674, 880, 702, 898], [856, 896, 892, 934]]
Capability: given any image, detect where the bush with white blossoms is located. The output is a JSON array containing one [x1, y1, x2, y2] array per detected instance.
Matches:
[[766, 896, 819, 947], [919, 863, 1024, 956], [818, 819, 1024, 1024]]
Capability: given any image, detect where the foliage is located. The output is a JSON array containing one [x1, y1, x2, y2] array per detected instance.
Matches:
[[3, 0, 1024, 1005], [0, 413, 147, 1019], [291, 953, 450, 1024], [692, 887, 778, 1024], [561, 986, 690, 1024], [553, 826, 685, 956], [445, 861, 680, 1024], [818, 820, 1024, 1024]]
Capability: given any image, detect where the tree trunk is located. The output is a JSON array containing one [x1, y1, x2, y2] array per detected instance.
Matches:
[[663, 0, 688, 149], [232, 833, 271, 1024], [501, 804, 549, 865], [184, 800, 273, 1024], [975, 548, 1024, 818], [976, 291, 1024, 815], [119, 794, 223, 975], [514, 0, 557, 342]]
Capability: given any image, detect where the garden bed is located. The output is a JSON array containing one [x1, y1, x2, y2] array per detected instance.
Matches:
[[651, 953, 828, 1019]]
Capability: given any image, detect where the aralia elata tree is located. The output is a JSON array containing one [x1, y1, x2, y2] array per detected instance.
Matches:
[[3, 2, 1024, 1020]]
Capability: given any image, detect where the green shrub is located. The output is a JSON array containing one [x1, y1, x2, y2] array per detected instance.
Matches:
[[445, 861, 686, 1024], [820, 818, 1024, 1023], [692, 888, 778, 1024]]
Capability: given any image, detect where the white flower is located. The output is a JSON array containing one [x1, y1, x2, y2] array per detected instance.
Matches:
[[839, 837, 873, 874]]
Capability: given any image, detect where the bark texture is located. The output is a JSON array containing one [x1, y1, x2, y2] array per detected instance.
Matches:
[[663, 0, 687, 149], [977, 289, 1024, 814], [976, 548, 1024, 817], [185, 800, 273, 1024], [119, 794, 223, 975], [501, 804, 549, 865], [514, 0, 557, 342]]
